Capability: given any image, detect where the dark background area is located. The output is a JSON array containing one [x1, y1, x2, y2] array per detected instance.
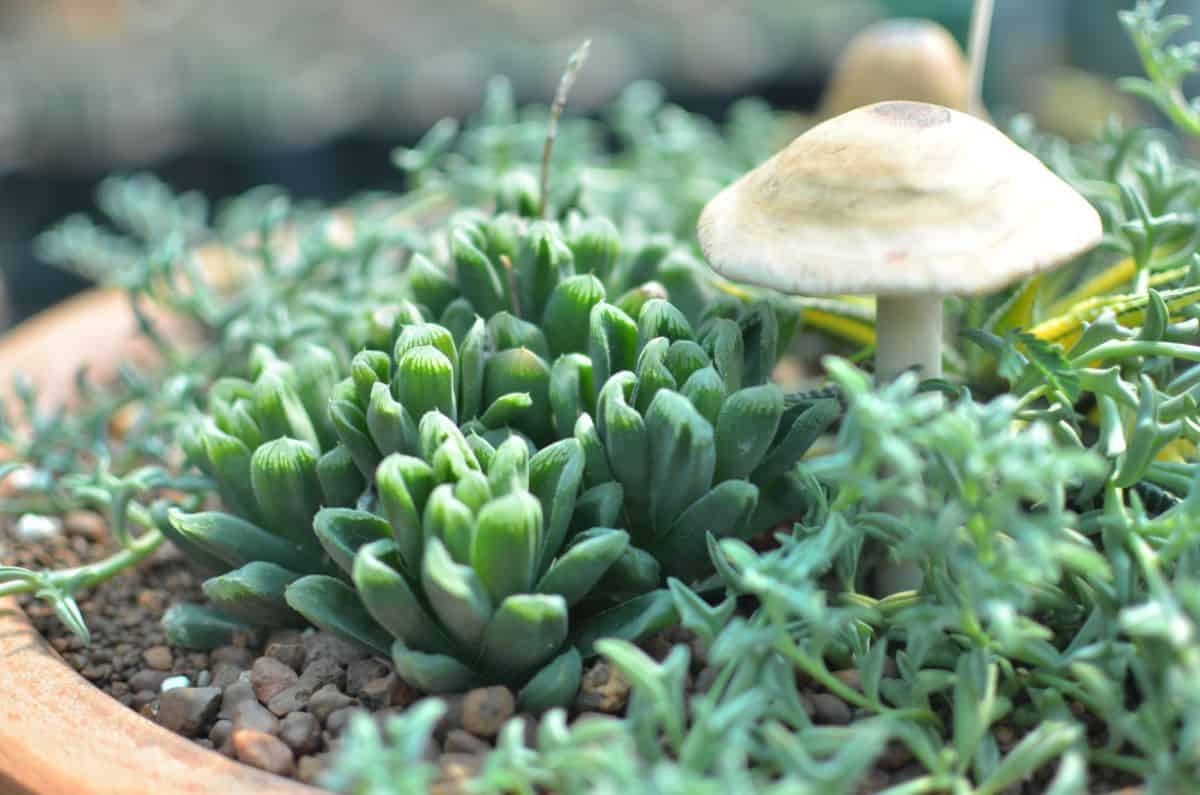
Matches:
[[0, 0, 1190, 327]]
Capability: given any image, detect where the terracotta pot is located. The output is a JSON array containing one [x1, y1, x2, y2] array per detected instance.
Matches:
[[0, 288, 318, 795]]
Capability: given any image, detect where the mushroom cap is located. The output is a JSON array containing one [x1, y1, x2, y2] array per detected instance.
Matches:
[[820, 19, 970, 117], [697, 101, 1104, 297]]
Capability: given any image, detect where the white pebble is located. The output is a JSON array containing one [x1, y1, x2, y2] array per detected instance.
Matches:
[[160, 675, 191, 693], [14, 513, 63, 542]]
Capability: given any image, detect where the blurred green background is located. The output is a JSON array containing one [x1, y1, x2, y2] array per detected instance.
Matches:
[[0, 0, 1191, 328]]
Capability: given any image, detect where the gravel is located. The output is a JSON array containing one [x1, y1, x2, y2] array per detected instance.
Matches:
[[1, 513, 1143, 794]]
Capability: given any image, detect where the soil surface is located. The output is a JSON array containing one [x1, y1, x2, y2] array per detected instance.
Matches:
[[0, 513, 1141, 794]]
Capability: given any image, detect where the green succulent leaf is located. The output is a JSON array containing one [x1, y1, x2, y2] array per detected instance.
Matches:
[[250, 437, 324, 551], [395, 345, 458, 423], [517, 647, 583, 713], [483, 348, 553, 443], [392, 639, 481, 694], [536, 527, 630, 606], [163, 603, 257, 651], [569, 216, 620, 282], [488, 435, 531, 497], [331, 399, 383, 479], [378, 453, 437, 572], [253, 370, 321, 451], [198, 422, 261, 524], [752, 398, 838, 485], [574, 412, 613, 487], [394, 323, 459, 373], [543, 274, 607, 357], [589, 302, 639, 400], [478, 392, 535, 429], [702, 318, 745, 393], [452, 228, 506, 318], [570, 482, 625, 534], [471, 492, 543, 604], [167, 509, 323, 574], [489, 312, 550, 360], [316, 445, 366, 508], [423, 484, 476, 563], [353, 539, 455, 656], [367, 382, 418, 457], [351, 350, 392, 409], [680, 366, 727, 429], [529, 437, 586, 574], [422, 537, 494, 650], [285, 575, 392, 656], [549, 353, 594, 437], [651, 479, 759, 583], [637, 299, 694, 349], [202, 561, 304, 626], [714, 384, 784, 482], [313, 508, 393, 576], [573, 589, 678, 657], [646, 390, 716, 535], [458, 316, 487, 421], [480, 593, 570, 678], [407, 252, 459, 319]]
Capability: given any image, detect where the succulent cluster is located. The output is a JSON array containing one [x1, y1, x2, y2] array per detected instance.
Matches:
[[158, 209, 832, 703], [289, 415, 673, 710]]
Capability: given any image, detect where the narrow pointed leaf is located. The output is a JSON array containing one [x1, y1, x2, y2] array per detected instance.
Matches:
[[284, 574, 392, 655]]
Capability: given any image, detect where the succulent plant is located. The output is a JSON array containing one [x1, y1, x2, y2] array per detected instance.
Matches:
[[283, 413, 674, 710], [563, 297, 838, 582], [404, 210, 778, 334]]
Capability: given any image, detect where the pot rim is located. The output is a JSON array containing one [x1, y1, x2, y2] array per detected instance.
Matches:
[[0, 287, 319, 795]]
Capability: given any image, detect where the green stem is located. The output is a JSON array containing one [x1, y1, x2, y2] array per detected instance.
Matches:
[[1071, 340, 1200, 366], [0, 525, 163, 598], [1087, 747, 1152, 777]]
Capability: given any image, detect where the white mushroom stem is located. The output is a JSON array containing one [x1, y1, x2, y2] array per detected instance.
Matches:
[[875, 296, 943, 381], [966, 0, 994, 118]]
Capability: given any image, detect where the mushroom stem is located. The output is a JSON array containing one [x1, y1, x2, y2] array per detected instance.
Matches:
[[875, 295, 943, 381], [966, 0, 994, 117]]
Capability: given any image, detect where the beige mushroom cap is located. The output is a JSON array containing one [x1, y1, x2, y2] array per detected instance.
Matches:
[[697, 101, 1103, 297], [820, 19, 971, 117]]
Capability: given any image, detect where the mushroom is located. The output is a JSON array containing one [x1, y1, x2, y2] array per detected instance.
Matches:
[[819, 19, 971, 118], [697, 100, 1103, 381]]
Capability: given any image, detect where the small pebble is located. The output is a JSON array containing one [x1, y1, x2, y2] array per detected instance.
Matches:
[[461, 687, 515, 739], [265, 640, 306, 673], [232, 700, 280, 735], [209, 719, 234, 748], [15, 513, 63, 542], [279, 712, 321, 755], [345, 658, 391, 695], [232, 729, 295, 776], [359, 674, 397, 709], [161, 675, 191, 692], [308, 683, 355, 723], [251, 657, 299, 703], [267, 683, 315, 717], [325, 706, 362, 736], [129, 669, 170, 692], [444, 728, 491, 755], [143, 645, 173, 671], [210, 662, 246, 690], [211, 646, 256, 669], [303, 632, 367, 667], [157, 687, 222, 737], [810, 693, 852, 725], [575, 662, 630, 714], [218, 676, 256, 720], [299, 658, 344, 690]]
